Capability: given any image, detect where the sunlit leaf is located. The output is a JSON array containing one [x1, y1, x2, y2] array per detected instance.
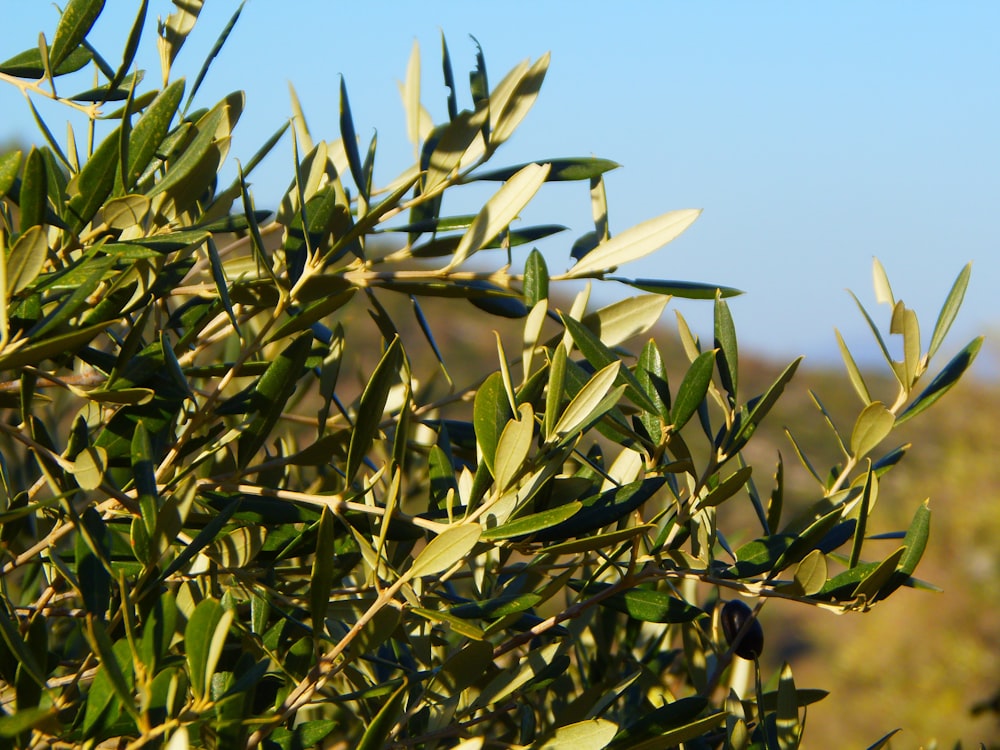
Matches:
[[566, 208, 701, 277], [927, 262, 971, 360], [346, 336, 403, 480], [49, 0, 104, 71], [849, 401, 894, 459], [671, 350, 715, 431], [445, 162, 550, 270], [407, 524, 482, 580], [897, 336, 982, 425]]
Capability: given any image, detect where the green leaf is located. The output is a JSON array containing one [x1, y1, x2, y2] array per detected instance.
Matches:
[[609, 277, 742, 299], [185, 598, 234, 701], [607, 697, 708, 749], [310, 507, 338, 635], [835, 329, 871, 405], [0, 606, 48, 689], [0, 150, 22, 198], [494, 404, 534, 491], [696, 466, 752, 509], [0, 707, 56, 738], [848, 464, 876, 569], [726, 357, 802, 456], [581, 295, 670, 350], [864, 729, 902, 750], [872, 257, 894, 305], [67, 125, 121, 234], [449, 592, 542, 620], [535, 718, 619, 750], [891, 303, 921, 388], [472, 157, 619, 183], [490, 53, 549, 147], [541, 524, 653, 555], [85, 621, 139, 721], [524, 247, 549, 306], [238, 333, 313, 467], [793, 549, 828, 596], [474, 371, 515, 476], [635, 340, 670, 444], [566, 208, 701, 277], [896, 336, 982, 425], [548, 362, 622, 442], [149, 93, 242, 198], [671, 350, 715, 431], [423, 106, 489, 192], [19, 147, 47, 230], [927, 262, 971, 360], [532, 477, 666, 542], [101, 194, 150, 229], [877, 500, 931, 600], [407, 524, 482, 580], [0, 45, 91, 77], [851, 546, 906, 601], [444, 162, 550, 271], [186, 1, 244, 110], [6, 225, 48, 295], [587, 584, 704, 624], [118, 79, 185, 193], [849, 291, 902, 387], [339, 76, 367, 201], [481, 502, 581, 540], [49, 0, 105, 72], [850, 401, 894, 459], [357, 681, 408, 750], [108, 0, 146, 91], [346, 337, 403, 480], [0, 321, 108, 371], [560, 313, 658, 414], [714, 293, 738, 404], [776, 662, 801, 749]]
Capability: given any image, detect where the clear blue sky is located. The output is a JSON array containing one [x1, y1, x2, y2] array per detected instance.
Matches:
[[2, 2, 996, 375]]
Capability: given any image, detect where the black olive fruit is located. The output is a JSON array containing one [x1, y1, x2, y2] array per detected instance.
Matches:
[[721, 599, 764, 660]]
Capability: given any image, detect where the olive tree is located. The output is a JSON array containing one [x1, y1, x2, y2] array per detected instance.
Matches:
[[0, 3, 981, 749]]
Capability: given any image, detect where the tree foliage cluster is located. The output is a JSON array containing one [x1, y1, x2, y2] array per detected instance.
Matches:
[[0, 2, 982, 748]]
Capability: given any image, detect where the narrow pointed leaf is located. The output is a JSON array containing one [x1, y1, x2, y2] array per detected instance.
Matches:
[[0, 150, 22, 198], [872, 257, 894, 305], [346, 337, 403, 480], [567, 208, 701, 277], [357, 681, 408, 750], [471, 157, 619, 183], [714, 294, 738, 404], [897, 336, 982, 425], [671, 350, 715, 431], [524, 247, 550, 307], [474, 372, 513, 476], [560, 314, 658, 414], [6, 225, 48, 295], [835, 329, 871, 405], [118, 79, 184, 193], [877, 500, 931, 599], [481, 502, 581, 541], [49, 0, 104, 71], [19, 147, 47, 230], [609, 277, 742, 299], [928, 263, 971, 360], [407, 524, 482, 580], [531, 477, 666, 542], [445, 162, 550, 270], [537, 719, 619, 750]]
